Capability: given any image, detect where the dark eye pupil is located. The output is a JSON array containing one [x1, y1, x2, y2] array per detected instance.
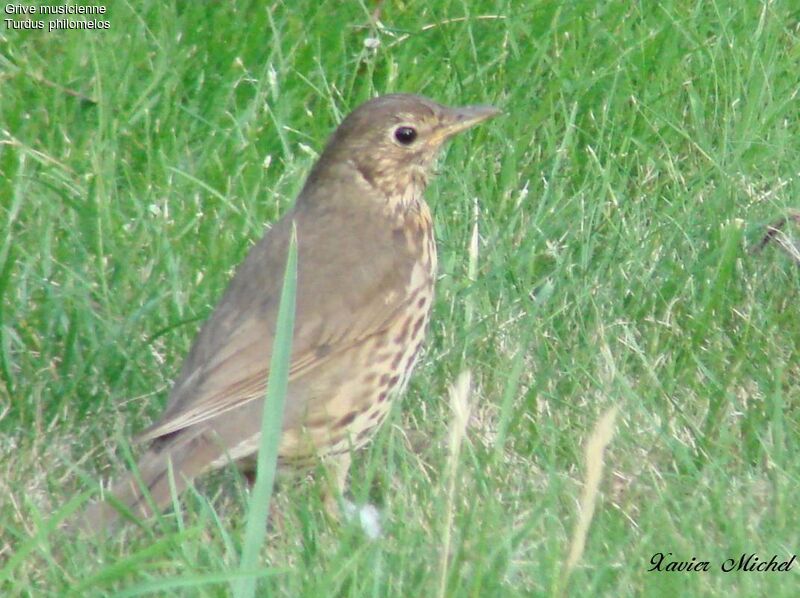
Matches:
[[394, 126, 417, 144]]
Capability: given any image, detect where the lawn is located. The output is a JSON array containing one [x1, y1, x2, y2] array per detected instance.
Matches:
[[1, 1, 799, 595]]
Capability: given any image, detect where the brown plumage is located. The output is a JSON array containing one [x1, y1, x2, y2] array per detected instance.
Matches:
[[81, 94, 499, 530]]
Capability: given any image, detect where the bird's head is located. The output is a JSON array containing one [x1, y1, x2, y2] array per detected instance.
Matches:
[[305, 94, 500, 210]]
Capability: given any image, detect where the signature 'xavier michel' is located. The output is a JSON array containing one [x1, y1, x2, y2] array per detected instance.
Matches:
[[82, 93, 500, 529]]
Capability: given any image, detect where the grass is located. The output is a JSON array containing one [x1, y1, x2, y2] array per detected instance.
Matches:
[[2, 0, 800, 595]]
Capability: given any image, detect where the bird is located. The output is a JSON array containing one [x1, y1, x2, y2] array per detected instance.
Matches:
[[80, 93, 500, 531]]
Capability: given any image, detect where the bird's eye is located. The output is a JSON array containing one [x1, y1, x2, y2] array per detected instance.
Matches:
[[394, 126, 417, 145]]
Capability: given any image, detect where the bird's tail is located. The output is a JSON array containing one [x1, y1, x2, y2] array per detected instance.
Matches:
[[76, 431, 224, 534]]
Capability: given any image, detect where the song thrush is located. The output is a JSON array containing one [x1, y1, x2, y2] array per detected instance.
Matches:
[[82, 93, 499, 529]]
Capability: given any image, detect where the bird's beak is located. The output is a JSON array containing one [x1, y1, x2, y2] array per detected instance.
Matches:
[[432, 104, 502, 144]]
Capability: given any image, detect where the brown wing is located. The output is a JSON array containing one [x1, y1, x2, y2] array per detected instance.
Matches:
[[137, 183, 417, 444]]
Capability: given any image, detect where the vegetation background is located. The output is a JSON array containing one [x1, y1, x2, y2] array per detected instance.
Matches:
[[2, 0, 799, 595]]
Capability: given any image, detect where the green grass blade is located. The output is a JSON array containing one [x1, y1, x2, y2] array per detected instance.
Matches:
[[234, 225, 297, 598]]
